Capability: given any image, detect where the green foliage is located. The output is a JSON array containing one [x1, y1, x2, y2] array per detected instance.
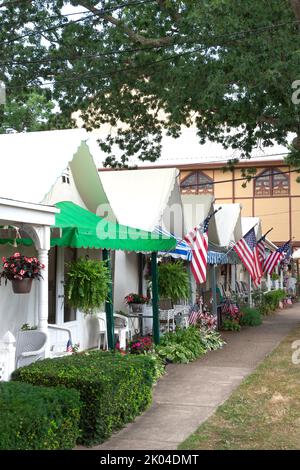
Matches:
[[255, 289, 286, 315], [12, 351, 159, 446], [0, 92, 55, 133], [158, 261, 190, 303], [222, 319, 241, 331], [240, 307, 262, 326], [1, 2, 300, 165], [155, 327, 224, 363], [0, 381, 80, 450], [65, 258, 110, 315], [271, 272, 280, 281], [199, 329, 226, 351]]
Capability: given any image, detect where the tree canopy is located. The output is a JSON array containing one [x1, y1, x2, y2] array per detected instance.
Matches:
[[1, 0, 300, 166]]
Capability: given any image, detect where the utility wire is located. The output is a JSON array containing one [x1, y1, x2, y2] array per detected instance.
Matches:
[[0, 7, 299, 53], [0, 0, 156, 47], [2, 15, 300, 92]]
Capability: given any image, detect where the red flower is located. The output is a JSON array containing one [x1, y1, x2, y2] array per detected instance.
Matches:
[[2, 257, 6, 263], [13, 252, 21, 258]]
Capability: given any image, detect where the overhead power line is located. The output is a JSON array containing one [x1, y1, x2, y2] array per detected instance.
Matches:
[[1, 15, 300, 92], [0, 0, 156, 47]]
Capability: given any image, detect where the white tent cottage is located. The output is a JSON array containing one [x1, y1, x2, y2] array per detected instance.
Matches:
[[0, 129, 115, 379], [0, 129, 178, 379]]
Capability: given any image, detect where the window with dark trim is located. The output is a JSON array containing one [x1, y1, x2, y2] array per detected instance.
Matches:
[[254, 168, 289, 197], [180, 170, 214, 195]]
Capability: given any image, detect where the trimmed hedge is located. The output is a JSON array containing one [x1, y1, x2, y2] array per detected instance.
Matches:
[[240, 307, 262, 326], [0, 381, 81, 450], [12, 351, 158, 446]]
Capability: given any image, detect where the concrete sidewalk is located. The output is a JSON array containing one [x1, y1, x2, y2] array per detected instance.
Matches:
[[87, 305, 300, 450]]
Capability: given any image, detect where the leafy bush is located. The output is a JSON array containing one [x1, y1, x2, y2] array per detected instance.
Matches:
[[12, 351, 158, 446], [0, 381, 80, 450], [158, 260, 190, 303], [155, 326, 225, 363], [222, 319, 241, 331], [65, 258, 110, 315], [199, 330, 226, 350], [255, 289, 286, 315], [240, 307, 262, 326]]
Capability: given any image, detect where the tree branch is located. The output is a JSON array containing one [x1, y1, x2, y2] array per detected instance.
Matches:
[[290, 0, 300, 29], [79, 0, 176, 46]]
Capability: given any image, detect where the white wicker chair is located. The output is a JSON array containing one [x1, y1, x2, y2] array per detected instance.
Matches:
[[15, 330, 47, 368]]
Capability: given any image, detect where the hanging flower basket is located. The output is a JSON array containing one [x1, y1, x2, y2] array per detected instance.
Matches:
[[12, 278, 33, 294], [0, 253, 44, 294], [124, 293, 149, 313], [130, 303, 144, 313]]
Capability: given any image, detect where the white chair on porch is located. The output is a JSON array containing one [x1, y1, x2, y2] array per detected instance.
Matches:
[[15, 330, 47, 369], [97, 313, 129, 350]]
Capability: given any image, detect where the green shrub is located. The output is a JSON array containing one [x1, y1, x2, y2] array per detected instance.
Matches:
[[240, 307, 263, 326], [155, 327, 225, 363], [222, 319, 241, 331], [256, 289, 286, 315], [0, 381, 81, 450], [12, 351, 157, 446]]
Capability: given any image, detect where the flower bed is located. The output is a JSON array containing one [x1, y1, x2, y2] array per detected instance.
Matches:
[[0, 381, 80, 450], [12, 351, 160, 446]]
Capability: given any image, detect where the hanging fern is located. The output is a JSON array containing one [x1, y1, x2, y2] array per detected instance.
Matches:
[[65, 258, 110, 315], [158, 260, 190, 303]]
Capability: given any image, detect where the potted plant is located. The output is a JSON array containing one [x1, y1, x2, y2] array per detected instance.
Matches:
[[124, 293, 149, 312], [158, 260, 190, 307], [65, 258, 110, 315], [0, 253, 44, 294]]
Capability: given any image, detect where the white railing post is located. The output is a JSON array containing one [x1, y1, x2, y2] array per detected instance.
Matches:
[[37, 248, 50, 357], [0, 331, 16, 381]]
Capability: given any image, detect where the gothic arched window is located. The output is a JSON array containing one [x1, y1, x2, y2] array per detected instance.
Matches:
[[254, 168, 289, 197], [180, 171, 214, 195]]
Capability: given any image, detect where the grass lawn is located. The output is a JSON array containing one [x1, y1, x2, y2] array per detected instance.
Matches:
[[179, 325, 300, 450]]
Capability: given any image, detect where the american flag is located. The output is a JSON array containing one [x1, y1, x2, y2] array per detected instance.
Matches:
[[230, 228, 262, 287], [257, 235, 266, 266], [184, 215, 211, 284], [264, 240, 291, 275], [66, 339, 73, 353]]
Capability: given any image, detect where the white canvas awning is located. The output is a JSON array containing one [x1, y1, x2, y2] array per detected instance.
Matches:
[[181, 194, 214, 233], [208, 203, 242, 247], [0, 129, 110, 213], [98, 168, 183, 236], [241, 217, 262, 239]]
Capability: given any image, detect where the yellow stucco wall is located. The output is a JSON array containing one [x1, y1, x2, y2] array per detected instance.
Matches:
[[254, 198, 289, 242], [239, 199, 253, 217], [213, 169, 233, 200], [234, 169, 253, 198], [178, 164, 300, 244], [291, 198, 300, 241]]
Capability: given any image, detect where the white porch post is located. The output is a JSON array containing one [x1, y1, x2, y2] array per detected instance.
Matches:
[[231, 264, 236, 292], [38, 248, 49, 335], [31, 225, 51, 358], [280, 269, 284, 290], [275, 266, 279, 290]]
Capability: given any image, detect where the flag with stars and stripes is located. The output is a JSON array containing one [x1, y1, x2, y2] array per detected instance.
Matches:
[[184, 215, 211, 284], [66, 339, 73, 353], [257, 235, 266, 266], [264, 240, 291, 275], [230, 228, 262, 287]]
